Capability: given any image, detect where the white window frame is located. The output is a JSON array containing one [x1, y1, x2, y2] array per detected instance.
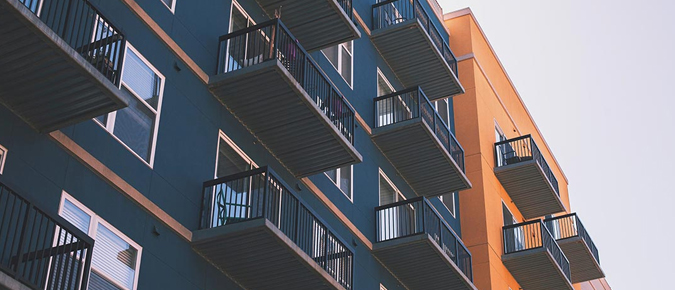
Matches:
[[322, 41, 354, 88], [378, 168, 405, 206], [434, 99, 450, 126], [325, 166, 353, 202], [214, 130, 258, 178], [161, 0, 176, 13], [58, 192, 143, 290], [94, 43, 165, 168], [438, 193, 456, 217], [0, 144, 6, 175]]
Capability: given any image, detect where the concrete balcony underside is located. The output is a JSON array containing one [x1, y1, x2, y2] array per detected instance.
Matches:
[[558, 237, 604, 283], [0, 0, 130, 133], [495, 160, 565, 219], [0, 270, 31, 290], [371, 20, 463, 101], [372, 119, 471, 197], [208, 60, 362, 178], [253, 0, 360, 52], [373, 234, 476, 290], [503, 248, 574, 290], [192, 219, 346, 290]]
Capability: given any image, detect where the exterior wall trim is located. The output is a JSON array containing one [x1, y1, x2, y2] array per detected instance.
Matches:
[[48, 131, 193, 242]]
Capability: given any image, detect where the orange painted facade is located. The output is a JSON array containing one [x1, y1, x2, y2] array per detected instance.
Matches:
[[443, 8, 611, 290]]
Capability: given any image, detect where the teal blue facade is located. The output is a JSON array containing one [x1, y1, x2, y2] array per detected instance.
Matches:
[[0, 0, 463, 289]]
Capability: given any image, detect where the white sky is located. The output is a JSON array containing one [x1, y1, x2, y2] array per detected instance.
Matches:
[[438, 1, 675, 289]]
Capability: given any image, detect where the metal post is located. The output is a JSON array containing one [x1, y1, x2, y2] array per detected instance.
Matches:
[[12, 203, 32, 277]]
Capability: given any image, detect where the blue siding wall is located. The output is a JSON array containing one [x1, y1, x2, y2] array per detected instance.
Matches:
[[0, 0, 462, 289]]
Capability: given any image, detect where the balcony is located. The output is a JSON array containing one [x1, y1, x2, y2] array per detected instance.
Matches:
[[0, 181, 94, 290], [372, 87, 471, 197], [544, 214, 604, 283], [0, 0, 132, 133], [251, 0, 360, 52], [192, 167, 353, 290], [502, 220, 573, 290], [371, 0, 462, 101], [373, 197, 475, 290], [208, 19, 362, 178], [494, 135, 565, 219]]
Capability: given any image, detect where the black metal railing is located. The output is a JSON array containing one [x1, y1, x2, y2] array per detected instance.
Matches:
[[372, 0, 458, 76], [199, 167, 353, 289], [503, 220, 571, 281], [375, 197, 472, 281], [337, 0, 353, 20], [216, 19, 355, 144], [544, 213, 600, 264], [0, 182, 94, 290], [18, 0, 126, 85], [494, 135, 559, 195], [374, 87, 465, 172]]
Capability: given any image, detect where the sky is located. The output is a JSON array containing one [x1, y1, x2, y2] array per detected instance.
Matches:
[[437, 0, 675, 289]]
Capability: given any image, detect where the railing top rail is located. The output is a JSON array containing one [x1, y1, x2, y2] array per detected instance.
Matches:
[[421, 198, 467, 250], [502, 219, 542, 231], [374, 196, 425, 211], [203, 166, 271, 188], [218, 19, 279, 41], [372, 0, 406, 8], [373, 86, 422, 102], [543, 212, 577, 222], [494, 134, 533, 146], [0, 181, 95, 246]]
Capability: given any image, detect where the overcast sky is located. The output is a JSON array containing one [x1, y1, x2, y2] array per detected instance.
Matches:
[[438, 0, 674, 289]]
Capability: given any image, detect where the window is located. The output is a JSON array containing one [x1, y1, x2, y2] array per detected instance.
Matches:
[[325, 166, 352, 200], [440, 192, 456, 217], [379, 170, 404, 206], [502, 201, 515, 226], [435, 99, 450, 126], [0, 144, 6, 174], [376, 69, 394, 97], [495, 123, 509, 167], [96, 44, 164, 166], [322, 41, 353, 87], [161, 0, 175, 13], [215, 131, 257, 178], [59, 193, 142, 290]]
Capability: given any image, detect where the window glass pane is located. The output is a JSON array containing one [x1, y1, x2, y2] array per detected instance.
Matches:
[[216, 138, 251, 178], [436, 100, 449, 125], [339, 166, 351, 196], [92, 224, 138, 290], [323, 45, 339, 70], [379, 175, 396, 205], [344, 41, 353, 54], [61, 199, 91, 234], [377, 73, 394, 96], [230, 7, 249, 32], [113, 87, 156, 162], [325, 169, 337, 183], [442, 192, 455, 215], [502, 203, 514, 226], [161, 0, 173, 8], [340, 46, 352, 85], [122, 51, 160, 110]]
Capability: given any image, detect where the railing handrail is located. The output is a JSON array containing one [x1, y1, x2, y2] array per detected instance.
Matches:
[[421, 198, 471, 257], [215, 18, 356, 144], [374, 86, 465, 170], [494, 134, 532, 146], [374, 196, 425, 211]]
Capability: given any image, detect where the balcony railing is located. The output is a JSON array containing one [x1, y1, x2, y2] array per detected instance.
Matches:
[[18, 0, 126, 85], [375, 86, 465, 172], [372, 0, 458, 75], [199, 167, 353, 289], [376, 197, 472, 280], [503, 220, 571, 281], [495, 135, 559, 195], [0, 181, 94, 290], [544, 214, 600, 264], [216, 19, 355, 145], [337, 0, 352, 20]]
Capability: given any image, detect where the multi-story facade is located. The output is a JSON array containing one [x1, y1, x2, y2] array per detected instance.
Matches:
[[0, 1, 607, 290], [444, 8, 610, 290]]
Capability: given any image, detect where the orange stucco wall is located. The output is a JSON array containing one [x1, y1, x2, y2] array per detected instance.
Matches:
[[444, 9, 586, 290]]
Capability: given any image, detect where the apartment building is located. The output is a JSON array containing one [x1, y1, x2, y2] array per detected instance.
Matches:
[[0, 0, 607, 289], [444, 8, 610, 290]]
